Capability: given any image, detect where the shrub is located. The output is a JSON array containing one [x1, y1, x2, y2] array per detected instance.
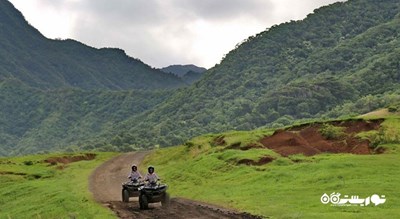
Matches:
[[370, 126, 400, 147], [23, 160, 34, 166], [184, 141, 195, 147], [319, 124, 346, 140], [388, 105, 399, 113]]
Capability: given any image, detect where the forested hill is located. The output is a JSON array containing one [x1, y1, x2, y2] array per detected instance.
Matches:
[[0, 79, 176, 156], [160, 65, 207, 77], [0, 0, 184, 156], [107, 0, 400, 147], [160, 64, 206, 84], [2, 0, 400, 155], [0, 0, 184, 90]]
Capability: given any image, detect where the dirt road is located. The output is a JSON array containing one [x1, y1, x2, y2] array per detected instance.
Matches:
[[89, 151, 263, 219]]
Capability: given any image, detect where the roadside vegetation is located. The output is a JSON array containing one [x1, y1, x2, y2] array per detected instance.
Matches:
[[0, 152, 118, 219]]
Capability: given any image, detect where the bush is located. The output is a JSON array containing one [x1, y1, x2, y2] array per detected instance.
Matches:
[[388, 105, 399, 113], [319, 124, 346, 140], [370, 126, 400, 147], [184, 141, 195, 147], [23, 160, 34, 166]]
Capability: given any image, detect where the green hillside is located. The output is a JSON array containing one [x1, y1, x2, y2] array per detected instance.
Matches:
[[160, 64, 206, 77], [160, 64, 206, 84], [143, 116, 400, 218], [0, 0, 185, 155], [0, 0, 184, 90], [2, 0, 400, 156], [0, 152, 118, 218], [0, 79, 175, 156], [110, 0, 400, 148]]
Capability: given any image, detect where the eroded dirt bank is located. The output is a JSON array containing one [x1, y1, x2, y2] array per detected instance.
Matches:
[[259, 119, 383, 156]]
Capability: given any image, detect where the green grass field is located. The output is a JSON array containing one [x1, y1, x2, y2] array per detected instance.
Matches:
[[143, 117, 400, 218], [0, 152, 118, 219], [1, 117, 399, 218]]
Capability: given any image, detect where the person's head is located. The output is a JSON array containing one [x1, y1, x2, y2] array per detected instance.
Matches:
[[131, 164, 137, 171], [148, 166, 154, 174]]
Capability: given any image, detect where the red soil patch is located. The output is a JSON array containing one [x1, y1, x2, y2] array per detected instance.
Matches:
[[44, 153, 96, 165], [237, 156, 275, 166], [259, 119, 383, 157]]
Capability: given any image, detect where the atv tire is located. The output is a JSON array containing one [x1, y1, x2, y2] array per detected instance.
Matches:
[[122, 189, 130, 203], [161, 193, 170, 208], [139, 194, 148, 209]]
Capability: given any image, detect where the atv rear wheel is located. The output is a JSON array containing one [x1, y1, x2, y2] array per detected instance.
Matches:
[[122, 189, 129, 203], [139, 194, 148, 209], [161, 193, 170, 208]]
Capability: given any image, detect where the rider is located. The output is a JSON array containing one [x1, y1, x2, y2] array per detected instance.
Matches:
[[128, 164, 142, 181], [144, 166, 159, 185]]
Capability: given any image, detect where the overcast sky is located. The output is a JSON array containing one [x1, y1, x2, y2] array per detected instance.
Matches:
[[9, 0, 343, 68]]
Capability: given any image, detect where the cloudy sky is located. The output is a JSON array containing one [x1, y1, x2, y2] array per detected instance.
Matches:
[[9, 0, 343, 68]]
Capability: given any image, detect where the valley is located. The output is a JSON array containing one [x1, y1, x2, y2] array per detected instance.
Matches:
[[1, 0, 400, 218]]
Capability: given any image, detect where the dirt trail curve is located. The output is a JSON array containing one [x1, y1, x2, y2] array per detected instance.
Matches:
[[89, 151, 262, 219]]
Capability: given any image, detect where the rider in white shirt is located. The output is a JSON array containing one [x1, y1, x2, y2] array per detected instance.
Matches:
[[144, 166, 159, 184], [128, 164, 142, 181]]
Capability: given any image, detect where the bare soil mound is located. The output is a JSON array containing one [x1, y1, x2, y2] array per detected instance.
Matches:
[[260, 119, 383, 157], [89, 152, 262, 219]]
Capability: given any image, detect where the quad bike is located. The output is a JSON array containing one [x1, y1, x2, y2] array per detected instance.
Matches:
[[122, 178, 145, 203], [138, 181, 170, 209]]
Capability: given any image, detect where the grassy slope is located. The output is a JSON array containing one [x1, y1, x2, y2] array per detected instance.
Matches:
[[143, 117, 400, 218], [0, 152, 118, 219], [358, 108, 400, 120]]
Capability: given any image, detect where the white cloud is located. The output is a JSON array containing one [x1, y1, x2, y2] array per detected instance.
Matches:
[[8, 0, 79, 39], [8, 0, 342, 68]]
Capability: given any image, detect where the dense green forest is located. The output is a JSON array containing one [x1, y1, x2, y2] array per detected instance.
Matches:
[[0, 78, 175, 156], [1, 0, 400, 155], [0, 0, 184, 156], [160, 64, 206, 84], [0, 0, 184, 90], [104, 0, 400, 147], [160, 64, 206, 77]]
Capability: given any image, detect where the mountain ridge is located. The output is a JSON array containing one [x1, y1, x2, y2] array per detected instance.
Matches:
[[1, 0, 400, 155], [0, 0, 184, 90], [104, 0, 400, 148], [0, 0, 184, 155], [160, 64, 207, 77], [160, 64, 206, 84]]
